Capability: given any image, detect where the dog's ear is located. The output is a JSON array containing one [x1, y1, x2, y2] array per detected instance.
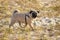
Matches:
[[37, 11, 39, 13], [29, 10, 33, 13]]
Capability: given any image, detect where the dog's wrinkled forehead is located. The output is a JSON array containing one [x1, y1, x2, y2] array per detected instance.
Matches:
[[29, 10, 39, 14]]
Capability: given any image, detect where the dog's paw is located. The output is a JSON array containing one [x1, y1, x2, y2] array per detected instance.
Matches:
[[20, 28, 25, 31], [31, 29, 36, 31]]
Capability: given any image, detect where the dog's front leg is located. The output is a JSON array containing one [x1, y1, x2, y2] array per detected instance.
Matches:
[[29, 23, 34, 31]]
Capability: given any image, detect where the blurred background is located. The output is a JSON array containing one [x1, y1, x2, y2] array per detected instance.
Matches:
[[0, 0, 60, 40]]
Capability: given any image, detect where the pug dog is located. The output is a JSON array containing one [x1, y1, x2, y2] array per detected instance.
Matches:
[[9, 10, 39, 31]]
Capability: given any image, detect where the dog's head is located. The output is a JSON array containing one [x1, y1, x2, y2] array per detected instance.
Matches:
[[29, 10, 39, 18]]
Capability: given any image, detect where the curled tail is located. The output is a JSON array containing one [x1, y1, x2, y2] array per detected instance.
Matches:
[[13, 10, 18, 15]]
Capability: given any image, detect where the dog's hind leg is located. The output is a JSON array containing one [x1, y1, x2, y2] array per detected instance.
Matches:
[[9, 19, 16, 28], [9, 19, 16, 33], [19, 22, 26, 31], [19, 21, 27, 28]]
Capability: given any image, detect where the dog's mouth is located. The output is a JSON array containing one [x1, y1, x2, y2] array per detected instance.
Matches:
[[32, 13, 37, 18]]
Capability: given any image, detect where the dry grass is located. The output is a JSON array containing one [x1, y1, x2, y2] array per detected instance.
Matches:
[[0, 0, 60, 40]]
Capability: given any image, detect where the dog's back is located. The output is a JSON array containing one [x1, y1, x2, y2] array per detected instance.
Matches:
[[12, 10, 28, 23]]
